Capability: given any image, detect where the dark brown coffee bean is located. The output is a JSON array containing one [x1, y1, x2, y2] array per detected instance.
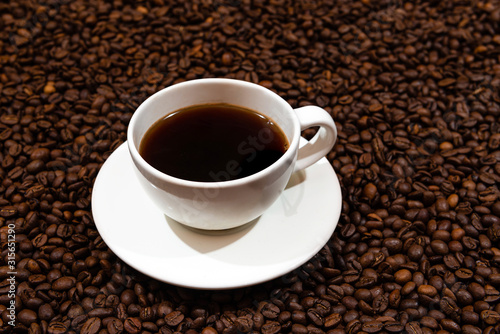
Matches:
[[157, 302, 173, 317], [327, 285, 344, 302], [52, 276, 76, 291], [18, 309, 38, 327], [463, 236, 479, 250], [340, 223, 356, 238], [164, 311, 184, 326], [462, 310, 480, 325], [394, 269, 412, 284], [306, 309, 323, 326], [26, 159, 45, 174], [456, 289, 474, 306], [462, 325, 482, 334], [38, 303, 55, 321], [443, 254, 460, 270], [107, 318, 124, 334], [420, 316, 438, 329], [383, 238, 403, 254], [123, 317, 142, 334], [324, 313, 341, 328], [363, 320, 383, 333], [481, 310, 500, 325], [220, 313, 236, 328], [88, 308, 113, 318], [373, 294, 389, 313], [468, 283, 486, 300], [405, 321, 423, 334], [455, 268, 474, 280], [417, 285, 438, 297], [235, 316, 253, 333], [441, 318, 461, 333], [291, 310, 306, 325], [261, 302, 280, 319], [485, 287, 500, 303], [440, 297, 460, 317], [345, 319, 362, 334], [291, 323, 308, 334], [80, 317, 101, 334], [120, 289, 136, 305], [430, 240, 449, 255], [385, 321, 404, 332], [30, 148, 50, 161], [261, 321, 281, 334], [253, 311, 265, 330], [47, 322, 68, 334]]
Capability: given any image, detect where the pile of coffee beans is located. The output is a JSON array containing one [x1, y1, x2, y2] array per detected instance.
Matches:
[[1, 0, 500, 333]]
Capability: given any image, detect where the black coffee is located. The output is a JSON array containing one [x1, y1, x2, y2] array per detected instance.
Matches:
[[139, 103, 289, 182]]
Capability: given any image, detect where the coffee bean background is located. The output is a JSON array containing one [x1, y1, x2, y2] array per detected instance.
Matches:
[[1, 0, 500, 333]]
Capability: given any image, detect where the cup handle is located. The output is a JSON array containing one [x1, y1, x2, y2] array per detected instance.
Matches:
[[293, 106, 337, 172]]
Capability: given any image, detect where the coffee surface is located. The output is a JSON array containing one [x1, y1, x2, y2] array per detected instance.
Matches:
[[139, 104, 289, 182]]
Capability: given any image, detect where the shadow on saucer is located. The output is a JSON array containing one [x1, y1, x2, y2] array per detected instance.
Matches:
[[164, 170, 305, 255], [165, 216, 259, 254], [280, 169, 306, 218], [286, 169, 306, 190]]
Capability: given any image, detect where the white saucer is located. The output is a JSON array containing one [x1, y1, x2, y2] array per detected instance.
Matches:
[[91, 142, 342, 289]]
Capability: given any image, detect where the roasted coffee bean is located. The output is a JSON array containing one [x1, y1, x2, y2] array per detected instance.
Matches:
[[38, 303, 55, 321], [481, 310, 500, 325], [306, 309, 323, 326], [261, 321, 281, 334], [385, 321, 404, 332], [462, 325, 482, 334], [469, 283, 486, 300], [408, 244, 424, 261], [291, 324, 308, 334], [430, 240, 449, 255], [420, 316, 438, 329], [260, 302, 280, 319], [123, 317, 142, 334], [327, 285, 344, 302], [253, 312, 265, 330], [52, 276, 76, 291], [485, 287, 500, 303], [456, 268, 474, 280], [363, 320, 383, 333], [441, 318, 462, 333], [235, 317, 253, 332], [345, 319, 362, 334], [324, 313, 342, 328], [462, 310, 480, 325], [165, 311, 184, 327], [405, 321, 423, 334], [417, 285, 438, 297], [47, 321, 68, 334], [440, 297, 460, 316], [291, 310, 306, 325], [444, 255, 461, 270], [80, 317, 101, 334], [17, 309, 38, 327], [340, 223, 356, 238], [107, 319, 124, 334], [456, 289, 474, 306]]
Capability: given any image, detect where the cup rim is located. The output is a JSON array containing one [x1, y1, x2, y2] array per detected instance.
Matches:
[[127, 78, 301, 188]]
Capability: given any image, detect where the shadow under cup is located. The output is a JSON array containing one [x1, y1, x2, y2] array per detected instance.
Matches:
[[127, 79, 302, 230]]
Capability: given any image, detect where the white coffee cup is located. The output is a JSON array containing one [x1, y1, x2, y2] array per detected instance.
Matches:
[[127, 78, 337, 230]]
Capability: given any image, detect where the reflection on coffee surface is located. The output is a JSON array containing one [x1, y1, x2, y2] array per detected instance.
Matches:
[[139, 103, 289, 182]]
